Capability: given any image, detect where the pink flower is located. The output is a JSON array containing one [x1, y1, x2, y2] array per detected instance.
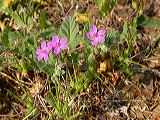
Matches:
[[36, 41, 51, 62], [48, 36, 68, 55], [87, 25, 106, 46]]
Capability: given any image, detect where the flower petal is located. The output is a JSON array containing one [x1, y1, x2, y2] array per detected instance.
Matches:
[[86, 32, 93, 38], [98, 30, 106, 36], [44, 54, 49, 62], [54, 47, 61, 55], [36, 49, 41, 55], [92, 38, 98, 46], [47, 42, 53, 50], [60, 44, 68, 49], [51, 36, 59, 47], [98, 36, 105, 43], [38, 55, 43, 61], [60, 37, 68, 44], [41, 41, 46, 49], [91, 25, 97, 34]]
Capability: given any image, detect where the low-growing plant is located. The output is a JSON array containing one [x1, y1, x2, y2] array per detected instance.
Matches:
[[7, 86, 39, 120], [93, 0, 117, 18], [0, 0, 147, 119]]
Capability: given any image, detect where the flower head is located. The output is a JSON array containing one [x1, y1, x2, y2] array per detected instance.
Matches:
[[87, 24, 106, 46], [48, 36, 68, 55], [36, 41, 51, 62]]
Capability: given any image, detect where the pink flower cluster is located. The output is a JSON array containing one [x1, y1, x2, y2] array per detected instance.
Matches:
[[87, 25, 106, 46], [36, 36, 68, 62], [36, 25, 106, 62]]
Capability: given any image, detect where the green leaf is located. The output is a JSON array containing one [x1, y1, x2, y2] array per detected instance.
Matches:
[[60, 17, 79, 48], [67, 112, 80, 120], [39, 10, 47, 28], [40, 27, 58, 39], [8, 31, 21, 40], [1, 27, 9, 47], [11, 4, 33, 29], [27, 36, 35, 46], [94, 0, 116, 18], [67, 53, 79, 63], [124, 44, 132, 58], [83, 23, 90, 37], [0, 57, 4, 68], [37, 61, 54, 76], [105, 29, 120, 48], [0, 0, 3, 11], [0, 44, 5, 54], [120, 21, 129, 40], [138, 15, 160, 29], [27, 16, 33, 28], [12, 11, 26, 28], [131, 16, 138, 40]]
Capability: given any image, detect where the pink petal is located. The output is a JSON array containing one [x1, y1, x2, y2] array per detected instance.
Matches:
[[38, 55, 43, 61], [41, 41, 46, 50], [86, 32, 92, 38], [98, 36, 105, 43], [44, 54, 49, 62], [54, 47, 61, 55], [60, 44, 68, 49], [51, 36, 59, 47], [98, 30, 106, 36], [60, 38, 68, 44], [36, 49, 41, 55], [47, 42, 53, 50], [92, 38, 98, 46], [91, 25, 97, 34]]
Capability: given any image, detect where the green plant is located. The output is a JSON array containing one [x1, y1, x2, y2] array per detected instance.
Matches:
[[60, 16, 80, 48], [1, 0, 153, 119], [93, 0, 117, 18], [7, 86, 38, 120], [116, 0, 144, 76]]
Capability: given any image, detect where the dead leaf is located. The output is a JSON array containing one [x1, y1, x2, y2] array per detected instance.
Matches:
[[29, 82, 43, 97], [109, 50, 117, 57], [153, 105, 160, 119], [21, 71, 29, 78], [143, 111, 152, 119], [107, 72, 119, 86], [145, 49, 160, 68]]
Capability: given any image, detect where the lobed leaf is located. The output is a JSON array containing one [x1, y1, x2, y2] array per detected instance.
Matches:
[[138, 15, 160, 29], [60, 17, 79, 48]]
